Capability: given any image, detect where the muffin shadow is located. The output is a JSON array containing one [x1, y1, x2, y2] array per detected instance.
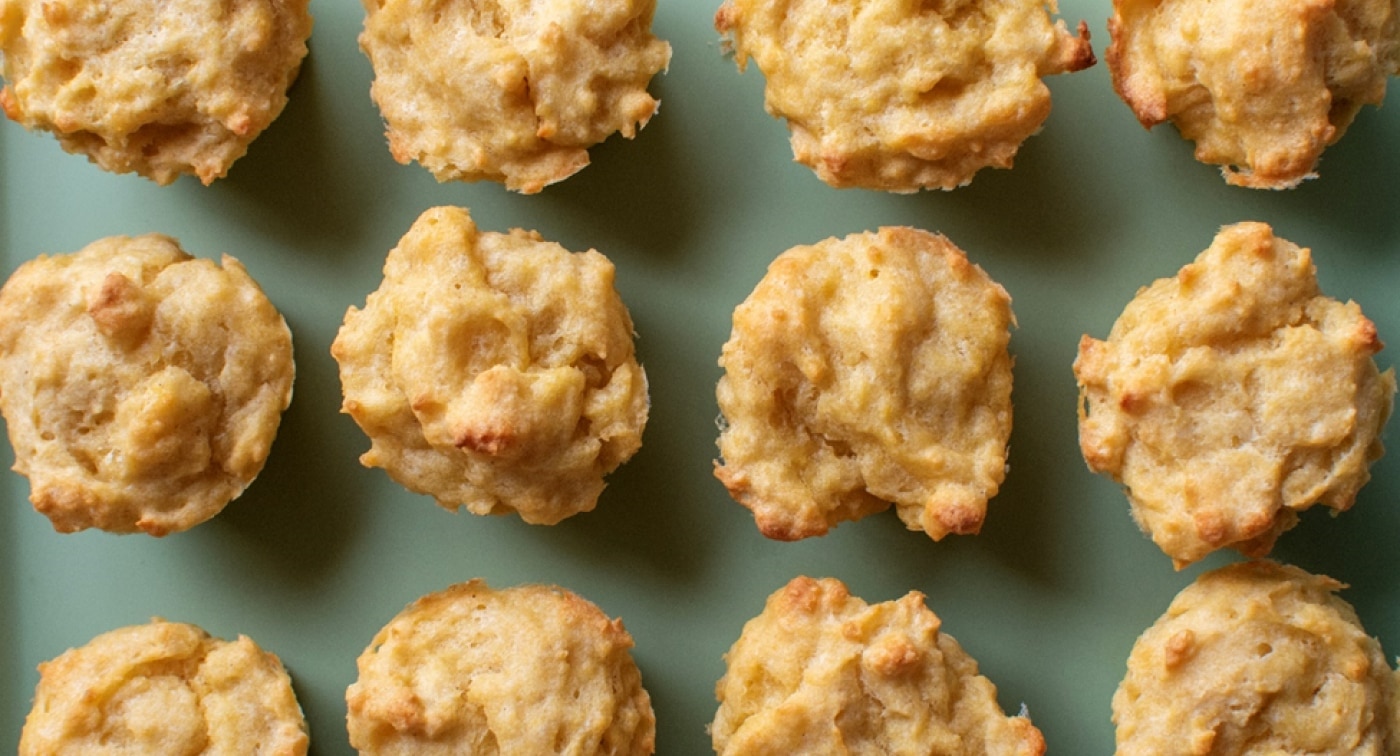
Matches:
[[210, 320, 367, 583]]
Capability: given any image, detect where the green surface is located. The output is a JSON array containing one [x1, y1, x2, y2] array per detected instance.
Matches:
[[3, 0, 1399, 752]]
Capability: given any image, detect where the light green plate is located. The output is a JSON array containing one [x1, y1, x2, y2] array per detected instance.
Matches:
[[4, 0, 1399, 752]]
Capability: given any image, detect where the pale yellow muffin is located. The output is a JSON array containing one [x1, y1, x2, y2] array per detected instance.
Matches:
[[0, 234, 295, 535], [715, 227, 1014, 541], [331, 206, 648, 525], [1113, 561, 1400, 754], [0, 0, 313, 185], [1075, 222, 1395, 567], [359, 0, 671, 193], [711, 576, 1044, 755], [1106, 0, 1400, 188], [346, 579, 654, 755], [715, 0, 1094, 192], [19, 619, 309, 755]]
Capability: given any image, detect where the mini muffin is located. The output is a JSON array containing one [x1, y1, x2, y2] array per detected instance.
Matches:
[[359, 0, 671, 193], [712, 576, 1044, 755], [0, 0, 313, 185], [714, 0, 1094, 192], [346, 579, 654, 755], [19, 619, 309, 755], [1113, 560, 1400, 754], [715, 227, 1014, 541], [331, 206, 648, 525], [1106, 0, 1400, 188], [1075, 222, 1395, 567], [0, 234, 295, 535]]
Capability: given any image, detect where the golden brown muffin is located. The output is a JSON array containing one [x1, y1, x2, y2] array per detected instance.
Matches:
[[1106, 0, 1400, 188], [1075, 223, 1395, 567], [331, 206, 648, 525], [715, 227, 1014, 541], [359, 0, 671, 193], [1113, 561, 1400, 754], [715, 0, 1094, 192], [0, 234, 295, 535], [0, 0, 313, 185], [712, 576, 1044, 755], [346, 579, 655, 755], [19, 619, 309, 755]]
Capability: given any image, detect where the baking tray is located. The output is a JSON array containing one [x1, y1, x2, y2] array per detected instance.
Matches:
[[4, 0, 1399, 751]]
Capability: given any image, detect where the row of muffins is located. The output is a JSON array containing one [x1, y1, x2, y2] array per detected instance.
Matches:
[[9, 575, 1063, 753], [4, 207, 1390, 567], [20, 562, 1400, 753], [2, 0, 1395, 192]]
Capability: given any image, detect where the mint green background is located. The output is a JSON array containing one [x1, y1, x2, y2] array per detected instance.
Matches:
[[3, 0, 1399, 752]]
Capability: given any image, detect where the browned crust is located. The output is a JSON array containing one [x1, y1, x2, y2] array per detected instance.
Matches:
[[713, 461, 837, 541], [1058, 20, 1098, 74], [1105, 13, 1168, 128]]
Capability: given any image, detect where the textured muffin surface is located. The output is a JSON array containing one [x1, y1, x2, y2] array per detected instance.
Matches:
[[712, 576, 1044, 755], [1106, 0, 1400, 188], [715, 227, 1014, 541], [332, 206, 648, 525], [715, 0, 1094, 191], [19, 619, 309, 755], [359, 0, 671, 193], [1113, 561, 1400, 754], [1075, 222, 1395, 566], [0, 234, 294, 535], [346, 579, 655, 755], [0, 0, 313, 184]]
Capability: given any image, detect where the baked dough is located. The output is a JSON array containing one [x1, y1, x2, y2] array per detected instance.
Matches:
[[332, 206, 648, 525], [712, 576, 1045, 755], [1075, 222, 1395, 567], [359, 0, 671, 193], [715, 227, 1014, 541], [0, 234, 295, 535], [19, 619, 308, 755], [715, 0, 1094, 191], [0, 0, 313, 185], [1113, 560, 1400, 754], [1106, 0, 1400, 188], [346, 579, 654, 754]]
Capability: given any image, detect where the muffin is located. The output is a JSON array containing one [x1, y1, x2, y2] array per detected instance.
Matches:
[[712, 576, 1044, 755], [331, 206, 648, 525], [346, 579, 654, 754], [0, 0, 313, 185], [715, 0, 1094, 191], [0, 234, 295, 535], [359, 0, 671, 193], [1075, 222, 1395, 567], [19, 619, 309, 755], [715, 227, 1015, 541], [1106, 0, 1400, 188], [1113, 560, 1400, 753]]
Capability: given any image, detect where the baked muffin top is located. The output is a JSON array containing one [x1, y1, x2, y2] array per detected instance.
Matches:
[[0, 0, 313, 184], [0, 234, 294, 535]]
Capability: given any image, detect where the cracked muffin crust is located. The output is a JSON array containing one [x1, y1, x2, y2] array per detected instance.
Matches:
[[1075, 222, 1395, 567], [711, 576, 1045, 755], [715, 0, 1094, 191], [1106, 0, 1400, 188], [358, 0, 671, 193], [0, 234, 295, 535], [332, 206, 648, 525], [715, 227, 1014, 541], [19, 619, 309, 755], [346, 579, 655, 755], [1113, 561, 1400, 754], [0, 0, 313, 185]]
